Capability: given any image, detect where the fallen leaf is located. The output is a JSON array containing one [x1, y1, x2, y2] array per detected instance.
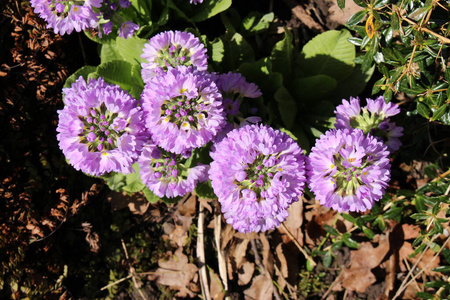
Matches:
[[340, 234, 390, 293], [151, 247, 199, 298], [238, 261, 255, 286], [243, 274, 273, 300], [402, 223, 421, 240], [399, 242, 440, 276], [280, 199, 304, 245]]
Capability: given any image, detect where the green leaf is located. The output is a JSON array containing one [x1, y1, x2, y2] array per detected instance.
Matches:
[[191, 0, 232, 22], [323, 251, 333, 268], [432, 265, 450, 273], [346, 10, 367, 27], [325, 64, 374, 102], [298, 29, 355, 80], [415, 292, 434, 299], [362, 226, 375, 239], [101, 44, 124, 64], [239, 58, 283, 96], [115, 36, 148, 65], [194, 181, 217, 200], [323, 224, 340, 236], [270, 29, 294, 78], [431, 104, 448, 121], [210, 37, 225, 67], [221, 32, 255, 71], [102, 164, 144, 194], [242, 12, 274, 35], [416, 102, 430, 119], [341, 213, 357, 223], [290, 75, 337, 103], [343, 237, 359, 248], [274, 87, 297, 129], [63, 65, 97, 89], [337, 0, 345, 10], [96, 60, 133, 91], [142, 187, 160, 203]]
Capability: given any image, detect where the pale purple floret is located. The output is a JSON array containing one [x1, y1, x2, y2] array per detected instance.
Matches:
[[307, 128, 391, 213], [209, 124, 307, 233], [211, 72, 263, 142], [141, 66, 225, 154], [57, 76, 148, 176], [138, 142, 208, 198], [334, 96, 403, 152], [141, 30, 208, 83], [119, 21, 139, 38], [30, 0, 99, 35], [190, 0, 204, 4]]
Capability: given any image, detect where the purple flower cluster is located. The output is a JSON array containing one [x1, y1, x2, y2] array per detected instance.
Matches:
[[138, 142, 208, 198], [209, 124, 307, 233], [30, 0, 139, 38], [190, 0, 204, 4], [141, 66, 226, 155], [141, 31, 208, 83], [307, 129, 390, 212], [57, 76, 147, 176], [307, 96, 402, 213], [335, 96, 403, 152]]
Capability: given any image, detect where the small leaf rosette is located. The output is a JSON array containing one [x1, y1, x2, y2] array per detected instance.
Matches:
[[141, 66, 226, 154], [334, 96, 403, 152], [141, 30, 208, 83], [57, 76, 147, 176], [138, 142, 208, 198], [307, 128, 391, 213], [209, 124, 307, 233]]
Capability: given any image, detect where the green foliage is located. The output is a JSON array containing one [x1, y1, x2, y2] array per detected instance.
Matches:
[[346, 0, 450, 124]]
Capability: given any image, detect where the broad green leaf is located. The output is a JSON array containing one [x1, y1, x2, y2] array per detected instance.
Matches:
[[63, 65, 97, 89], [270, 29, 294, 78], [116, 36, 148, 65], [96, 60, 133, 91], [291, 75, 337, 103], [123, 170, 145, 194], [274, 87, 297, 129], [100, 44, 124, 64], [142, 187, 160, 203], [194, 181, 217, 200], [191, 0, 232, 22], [298, 29, 355, 80], [337, 0, 345, 10], [239, 58, 283, 96], [222, 32, 255, 71], [242, 12, 274, 35], [325, 64, 374, 102], [210, 37, 225, 67]]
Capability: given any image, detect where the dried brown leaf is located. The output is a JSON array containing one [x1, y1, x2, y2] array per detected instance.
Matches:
[[340, 235, 390, 293], [399, 242, 440, 276], [151, 247, 199, 298], [243, 274, 273, 300], [238, 261, 255, 286]]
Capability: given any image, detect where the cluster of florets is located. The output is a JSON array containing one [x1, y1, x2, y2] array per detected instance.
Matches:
[[307, 96, 402, 212], [209, 124, 307, 233], [57, 29, 404, 233], [57, 77, 148, 176], [30, 0, 139, 38]]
